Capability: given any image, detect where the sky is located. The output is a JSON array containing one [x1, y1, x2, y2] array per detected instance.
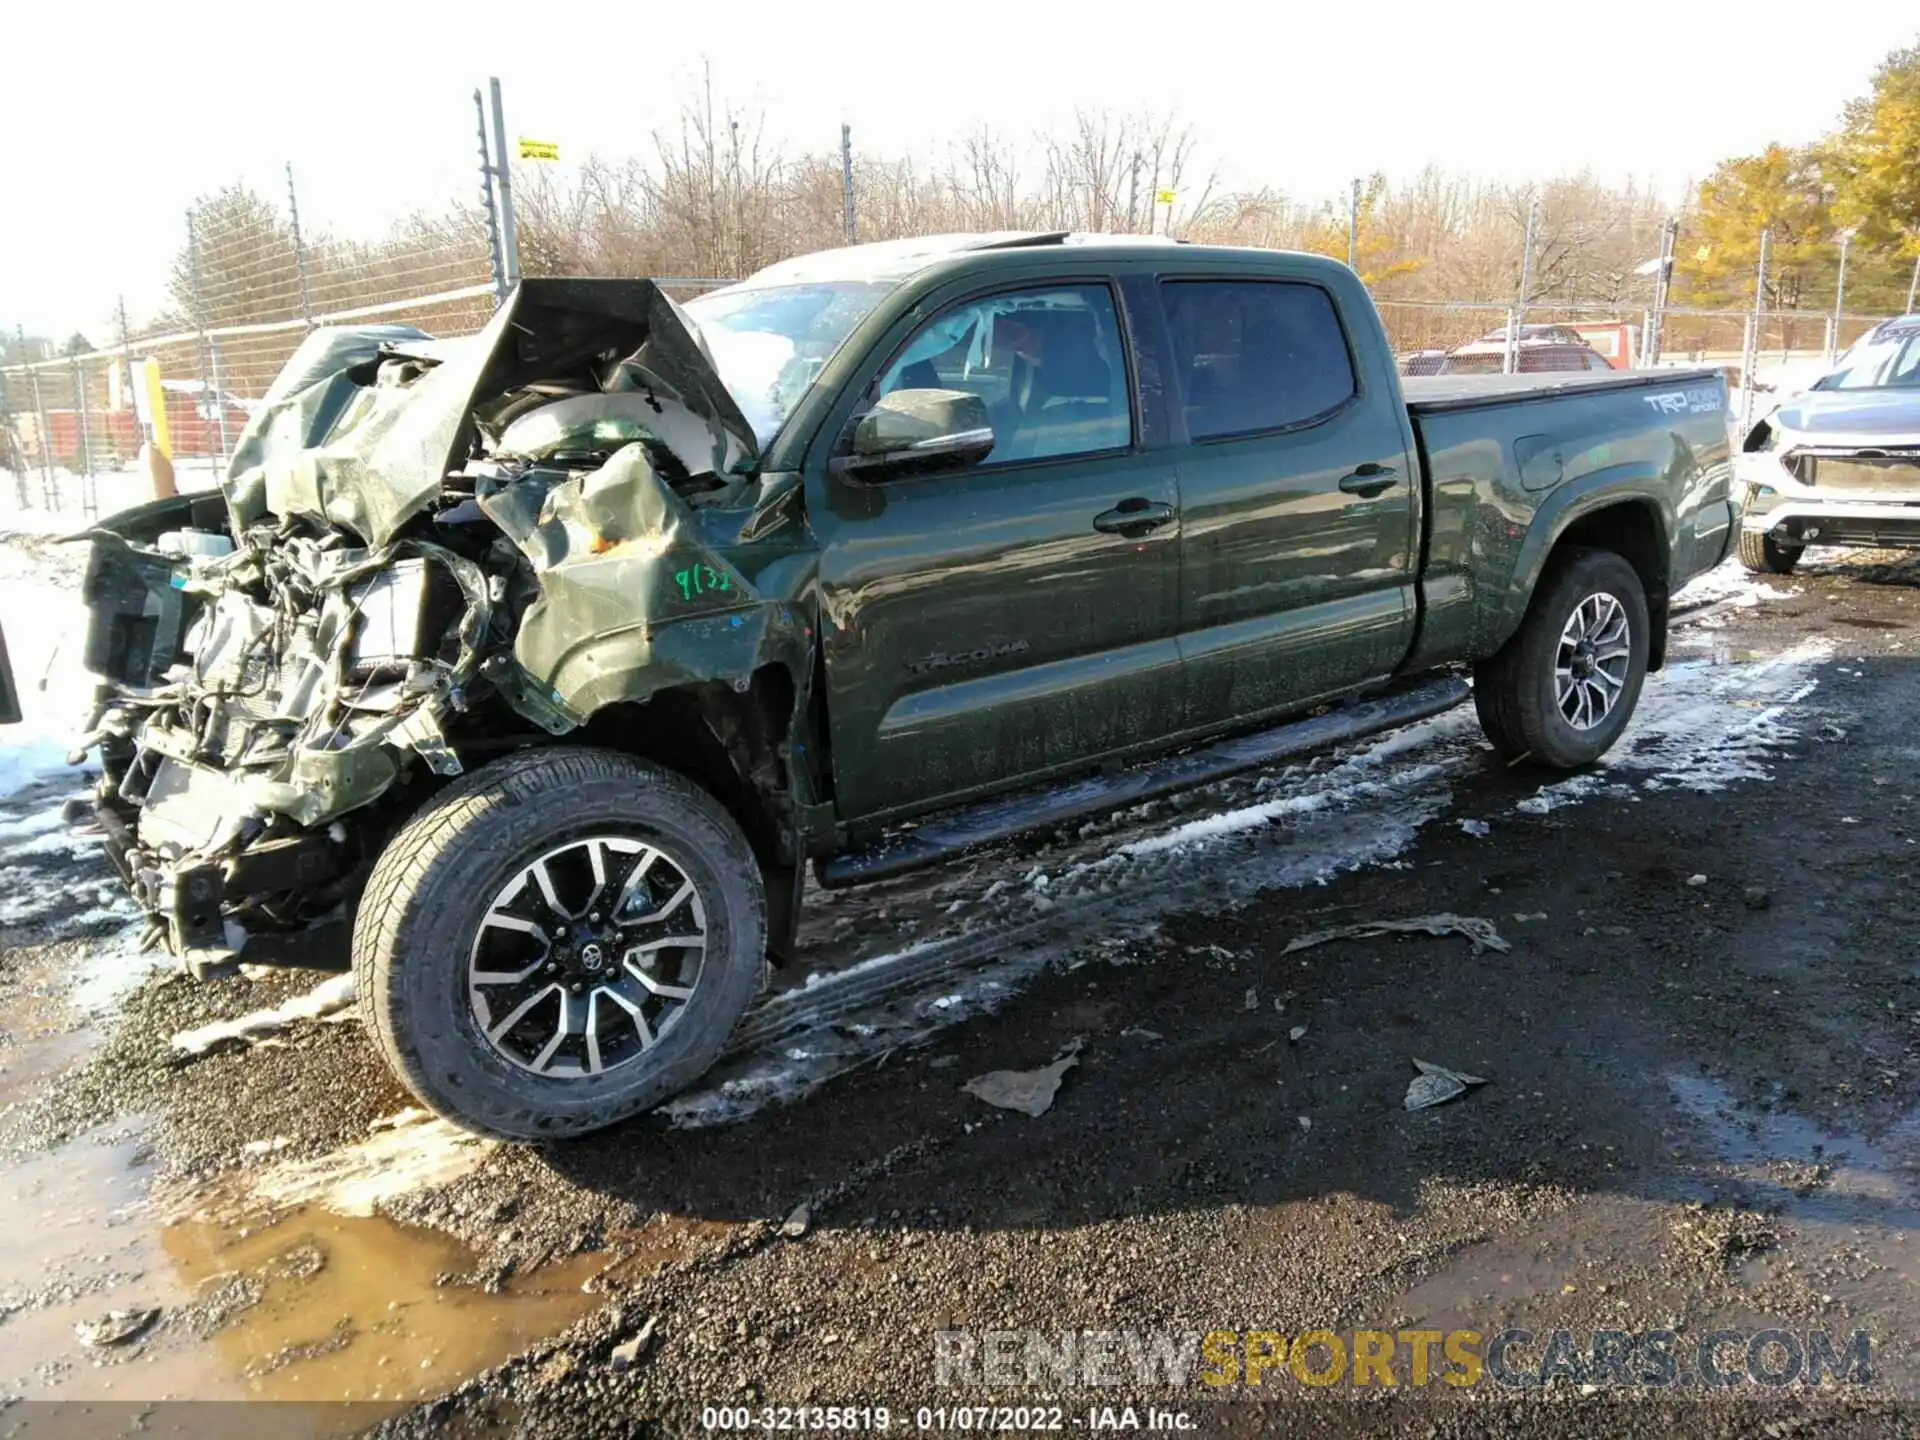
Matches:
[[2, 0, 1915, 339]]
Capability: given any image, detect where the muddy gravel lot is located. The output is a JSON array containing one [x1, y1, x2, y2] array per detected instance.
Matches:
[[6, 530, 1920, 1437]]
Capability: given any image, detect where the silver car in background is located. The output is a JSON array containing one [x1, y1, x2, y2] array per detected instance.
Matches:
[[1735, 314, 1920, 574]]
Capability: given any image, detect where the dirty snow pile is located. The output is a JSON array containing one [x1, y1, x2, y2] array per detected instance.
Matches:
[[0, 538, 94, 801]]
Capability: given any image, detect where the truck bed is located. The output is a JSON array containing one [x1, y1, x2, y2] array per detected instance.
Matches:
[[1397, 363, 1735, 675], [1402, 367, 1725, 413]]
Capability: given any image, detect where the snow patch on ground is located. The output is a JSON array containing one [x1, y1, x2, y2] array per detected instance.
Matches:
[[1516, 640, 1831, 816], [1672, 556, 1795, 613], [252, 1108, 495, 1217], [0, 545, 94, 804]]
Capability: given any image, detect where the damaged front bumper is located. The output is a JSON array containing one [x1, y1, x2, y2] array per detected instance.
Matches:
[[80, 510, 487, 973]]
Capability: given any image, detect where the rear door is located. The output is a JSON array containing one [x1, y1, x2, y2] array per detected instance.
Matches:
[[808, 274, 1184, 823], [1159, 270, 1419, 728]]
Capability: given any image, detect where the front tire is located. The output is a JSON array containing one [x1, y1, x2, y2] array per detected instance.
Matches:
[[1474, 547, 1650, 769], [1737, 530, 1800, 575], [353, 748, 766, 1140]]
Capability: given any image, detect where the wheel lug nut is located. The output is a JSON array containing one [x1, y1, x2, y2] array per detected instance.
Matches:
[[589, 913, 601, 924], [570, 983, 583, 994]]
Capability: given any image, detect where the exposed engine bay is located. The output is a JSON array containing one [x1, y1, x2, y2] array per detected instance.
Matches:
[[76, 280, 812, 972]]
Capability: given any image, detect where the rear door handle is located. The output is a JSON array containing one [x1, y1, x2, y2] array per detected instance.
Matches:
[[1093, 499, 1176, 537], [1338, 463, 1398, 498]]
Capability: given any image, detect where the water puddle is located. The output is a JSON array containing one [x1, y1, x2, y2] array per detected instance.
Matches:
[[1666, 1073, 1920, 1229], [0, 1127, 601, 1404], [158, 1201, 602, 1402], [1393, 1192, 1685, 1328]]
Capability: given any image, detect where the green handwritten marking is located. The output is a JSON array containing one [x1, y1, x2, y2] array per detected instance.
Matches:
[[671, 564, 735, 603]]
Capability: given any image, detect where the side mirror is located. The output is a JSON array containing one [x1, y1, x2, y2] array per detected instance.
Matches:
[[843, 388, 995, 478]]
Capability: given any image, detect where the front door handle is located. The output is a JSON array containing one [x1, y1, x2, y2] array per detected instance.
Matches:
[[1093, 498, 1176, 537], [1338, 463, 1398, 498]]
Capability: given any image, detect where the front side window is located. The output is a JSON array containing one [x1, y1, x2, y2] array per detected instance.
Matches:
[[875, 284, 1132, 464], [1162, 280, 1357, 440]]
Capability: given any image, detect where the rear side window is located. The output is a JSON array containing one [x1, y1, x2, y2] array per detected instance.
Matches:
[[1161, 280, 1356, 440]]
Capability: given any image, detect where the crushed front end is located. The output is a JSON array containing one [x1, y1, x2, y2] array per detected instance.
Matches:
[[71, 280, 807, 976]]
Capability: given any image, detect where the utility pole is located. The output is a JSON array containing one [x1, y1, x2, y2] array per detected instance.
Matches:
[[475, 89, 508, 306], [1346, 178, 1360, 273], [286, 161, 315, 326], [840, 123, 856, 244], [1828, 229, 1855, 361], [1505, 197, 1540, 376], [488, 77, 521, 291], [1741, 228, 1771, 434], [1637, 216, 1678, 368]]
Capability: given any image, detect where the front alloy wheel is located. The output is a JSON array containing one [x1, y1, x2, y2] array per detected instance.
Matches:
[[355, 749, 767, 1139], [471, 836, 709, 1077]]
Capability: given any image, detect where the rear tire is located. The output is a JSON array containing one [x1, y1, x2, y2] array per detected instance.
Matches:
[[1474, 547, 1650, 770], [353, 748, 766, 1140], [1737, 529, 1800, 575]]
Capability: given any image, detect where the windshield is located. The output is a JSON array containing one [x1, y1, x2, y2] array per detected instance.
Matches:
[[683, 281, 895, 446], [1816, 328, 1920, 391]]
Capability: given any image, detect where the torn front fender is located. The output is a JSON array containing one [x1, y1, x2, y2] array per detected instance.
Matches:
[[480, 444, 812, 719]]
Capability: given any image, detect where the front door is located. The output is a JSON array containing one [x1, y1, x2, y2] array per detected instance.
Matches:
[[1158, 274, 1419, 727], [810, 281, 1183, 823]]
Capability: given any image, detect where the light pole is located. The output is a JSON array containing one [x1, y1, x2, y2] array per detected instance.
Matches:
[[1829, 229, 1856, 362]]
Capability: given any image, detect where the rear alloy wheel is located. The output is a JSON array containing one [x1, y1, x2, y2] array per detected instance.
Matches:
[[1737, 529, 1801, 575], [355, 749, 766, 1139], [1474, 547, 1650, 769]]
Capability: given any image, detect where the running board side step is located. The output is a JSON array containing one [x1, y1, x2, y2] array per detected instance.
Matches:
[[814, 674, 1469, 889]]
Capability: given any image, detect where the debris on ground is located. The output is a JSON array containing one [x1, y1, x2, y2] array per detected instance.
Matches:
[[1297, 1116, 1312, 1132], [74, 1307, 160, 1348], [170, 973, 357, 1058], [963, 1038, 1084, 1117], [1512, 912, 1548, 923], [780, 1204, 811, 1239], [1460, 819, 1491, 837], [1744, 885, 1772, 910], [1669, 1204, 1778, 1271], [1403, 1058, 1489, 1111], [1243, 988, 1258, 1011], [1686, 874, 1709, 888], [1289, 1026, 1308, 1043], [1284, 913, 1510, 957], [1119, 1026, 1163, 1042], [610, 1314, 659, 1372], [240, 1136, 292, 1157]]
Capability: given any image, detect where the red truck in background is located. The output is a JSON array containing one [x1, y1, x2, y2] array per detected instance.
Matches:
[[1402, 322, 1636, 377], [31, 381, 254, 468]]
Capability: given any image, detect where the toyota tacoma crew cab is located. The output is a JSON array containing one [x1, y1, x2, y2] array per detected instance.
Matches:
[[37, 234, 1736, 1137]]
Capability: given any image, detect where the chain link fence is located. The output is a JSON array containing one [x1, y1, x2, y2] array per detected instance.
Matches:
[[4, 82, 1915, 529]]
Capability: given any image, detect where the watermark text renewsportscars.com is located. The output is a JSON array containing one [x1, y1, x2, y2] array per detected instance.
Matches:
[[934, 1327, 1873, 1390]]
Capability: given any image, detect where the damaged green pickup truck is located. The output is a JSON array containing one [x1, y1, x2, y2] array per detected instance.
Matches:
[[49, 235, 1735, 1137]]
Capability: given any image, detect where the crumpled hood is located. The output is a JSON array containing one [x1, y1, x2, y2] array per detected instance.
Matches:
[[224, 279, 762, 548], [1772, 387, 1920, 447]]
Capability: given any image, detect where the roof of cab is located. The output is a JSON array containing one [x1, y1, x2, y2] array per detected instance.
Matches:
[[723, 231, 1312, 291]]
